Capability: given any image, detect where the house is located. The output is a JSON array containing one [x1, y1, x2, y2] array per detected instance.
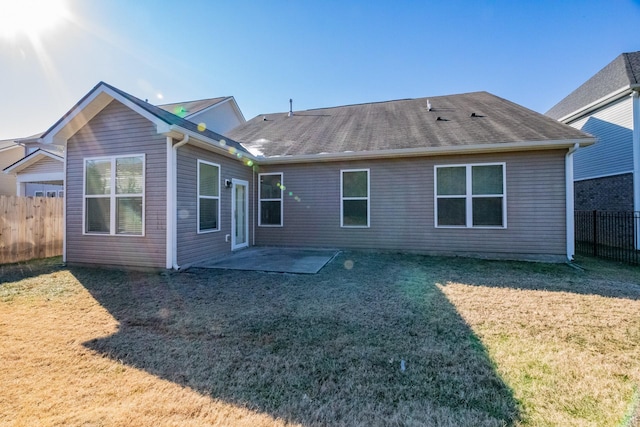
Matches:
[[546, 51, 640, 212], [0, 139, 24, 195], [31, 81, 593, 269], [3, 94, 245, 197]]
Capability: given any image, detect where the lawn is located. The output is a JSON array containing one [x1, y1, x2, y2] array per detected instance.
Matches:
[[1, 252, 639, 426]]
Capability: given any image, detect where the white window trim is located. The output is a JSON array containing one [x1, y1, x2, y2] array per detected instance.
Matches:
[[82, 154, 146, 237], [341, 168, 370, 228], [434, 162, 507, 229], [197, 159, 221, 234], [258, 172, 284, 227]]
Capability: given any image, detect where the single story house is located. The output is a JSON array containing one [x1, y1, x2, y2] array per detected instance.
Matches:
[[546, 51, 640, 212], [32, 81, 593, 269]]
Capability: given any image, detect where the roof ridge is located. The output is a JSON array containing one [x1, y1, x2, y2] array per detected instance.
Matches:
[[156, 96, 230, 107], [260, 91, 489, 116]]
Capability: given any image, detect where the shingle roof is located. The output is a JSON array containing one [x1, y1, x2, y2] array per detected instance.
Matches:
[[0, 138, 19, 151], [546, 52, 640, 120], [227, 91, 591, 157], [157, 97, 229, 118]]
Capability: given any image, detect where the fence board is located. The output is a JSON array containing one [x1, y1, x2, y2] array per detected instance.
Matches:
[[0, 196, 63, 264]]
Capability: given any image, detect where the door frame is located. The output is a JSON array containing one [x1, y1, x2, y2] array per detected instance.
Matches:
[[231, 178, 249, 250]]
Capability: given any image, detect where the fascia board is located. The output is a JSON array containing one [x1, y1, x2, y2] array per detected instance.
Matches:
[[558, 85, 640, 124], [254, 138, 597, 165], [164, 125, 259, 163], [3, 150, 63, 174], [44, 84, 171, 145]]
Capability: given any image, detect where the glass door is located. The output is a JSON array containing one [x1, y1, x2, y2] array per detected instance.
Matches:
[[231, 179, 249, 250]]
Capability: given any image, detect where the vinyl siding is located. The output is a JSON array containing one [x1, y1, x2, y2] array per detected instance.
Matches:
[[188, 102, 242, 134], [66, 100, 167, 268], [176, 144, 253, 266], [256, 150, 567, 260], [571, 96, 633, 180], [20, 156, 63, 175]]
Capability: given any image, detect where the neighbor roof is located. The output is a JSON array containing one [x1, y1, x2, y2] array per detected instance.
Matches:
[[228, 91, 592, 157], [157, 97, 230, 118], [546, 52, 640, 120], [0, 138, 20, 151]]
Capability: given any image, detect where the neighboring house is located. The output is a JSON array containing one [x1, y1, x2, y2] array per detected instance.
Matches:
[[546, 51, 640, 212], [2, 95, 245, 197], [30, 81, 593, 269], [3, 136, 65, 197], [0, 139, 24, 195]]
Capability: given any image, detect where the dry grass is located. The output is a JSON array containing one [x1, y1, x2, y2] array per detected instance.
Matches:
[[1, 253, 639, 426]]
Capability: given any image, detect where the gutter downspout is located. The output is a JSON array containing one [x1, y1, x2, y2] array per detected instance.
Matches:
[[167, 134, 189, 270], [566, 143, 579, 261], [633, 91, 640, 249]]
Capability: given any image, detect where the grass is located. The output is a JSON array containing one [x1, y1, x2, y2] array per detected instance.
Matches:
[[1, 253, 640, 426]]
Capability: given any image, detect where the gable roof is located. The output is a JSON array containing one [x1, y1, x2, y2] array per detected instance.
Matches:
[[228, 91, 593, 159], [3, 149, 63, 174], [40, 81, 250, 155], [157, 97, 230, 118], [546, 52, 640, 121]]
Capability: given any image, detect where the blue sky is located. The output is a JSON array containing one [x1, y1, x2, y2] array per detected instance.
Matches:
[[1, 0, 639, 140]]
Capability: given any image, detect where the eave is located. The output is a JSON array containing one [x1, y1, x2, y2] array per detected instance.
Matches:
[[253, 137, 596, 165]]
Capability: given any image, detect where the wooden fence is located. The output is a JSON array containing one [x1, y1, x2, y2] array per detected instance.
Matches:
[[0, 196, 63, 264]]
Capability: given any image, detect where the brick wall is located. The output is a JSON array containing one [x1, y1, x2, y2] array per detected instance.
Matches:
[[574, 173, 634, 211]]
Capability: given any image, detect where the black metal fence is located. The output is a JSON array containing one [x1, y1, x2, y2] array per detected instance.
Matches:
[[575, 210, 640, 264]]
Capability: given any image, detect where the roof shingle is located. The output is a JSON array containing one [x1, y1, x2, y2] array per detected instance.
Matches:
[[546, 52, 640, 120], [228, 91, 591, 157]]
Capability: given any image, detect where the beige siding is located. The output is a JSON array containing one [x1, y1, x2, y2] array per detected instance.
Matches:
[[66, 100, 167, 268], [176, 144, 254, 266], [256, 150, 567, 261], [0, 146, 23, 195], [20, 156, 63, 175]]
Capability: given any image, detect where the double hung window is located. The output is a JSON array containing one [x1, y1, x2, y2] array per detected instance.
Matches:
[[84, 155, 145, 235], [259, 173, 283, 226], [198, 160, 220, 233], [435, 163, 505, 228], [341, 169, 369, 227]]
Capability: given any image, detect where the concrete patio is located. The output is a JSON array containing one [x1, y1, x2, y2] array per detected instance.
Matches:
[[194, 247, 339, 274]]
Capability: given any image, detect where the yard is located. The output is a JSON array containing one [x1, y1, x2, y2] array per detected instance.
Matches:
[[1, 252, 639, 426]]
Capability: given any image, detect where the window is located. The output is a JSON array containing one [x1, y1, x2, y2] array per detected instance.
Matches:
[[435, 163, 505, 228], [34, 191, 44, 197], [341, 169, 369, 227], [259, 173, 283, 226], [198, 160, 220, 232], [46, 191, 57, 198], [58, 190, 64, 198], [84, 155, 145, 235]]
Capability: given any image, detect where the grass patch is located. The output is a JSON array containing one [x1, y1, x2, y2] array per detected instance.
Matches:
[[1, 253, 639, 425]]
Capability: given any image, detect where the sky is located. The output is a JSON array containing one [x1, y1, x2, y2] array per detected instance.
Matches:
[[0, 0, 639, 140]]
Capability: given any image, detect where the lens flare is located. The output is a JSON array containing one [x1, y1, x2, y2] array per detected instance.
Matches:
[[197, 122, 206, 132]]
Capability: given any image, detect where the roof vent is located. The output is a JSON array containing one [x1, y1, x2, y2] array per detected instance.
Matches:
[[470, 112, 483, 117], [288, 98, 293, 117], [263, 116, 267, 121], [436, 116, 447, 121], [427, 99, 432, 111]]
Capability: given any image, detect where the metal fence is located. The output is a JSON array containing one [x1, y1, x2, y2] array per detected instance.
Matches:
[[575, 210, 640, 264]]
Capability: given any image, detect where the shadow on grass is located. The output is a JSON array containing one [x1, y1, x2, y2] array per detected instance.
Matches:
[[75, 252, 520, 426], [0, 256, 65, 284]]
